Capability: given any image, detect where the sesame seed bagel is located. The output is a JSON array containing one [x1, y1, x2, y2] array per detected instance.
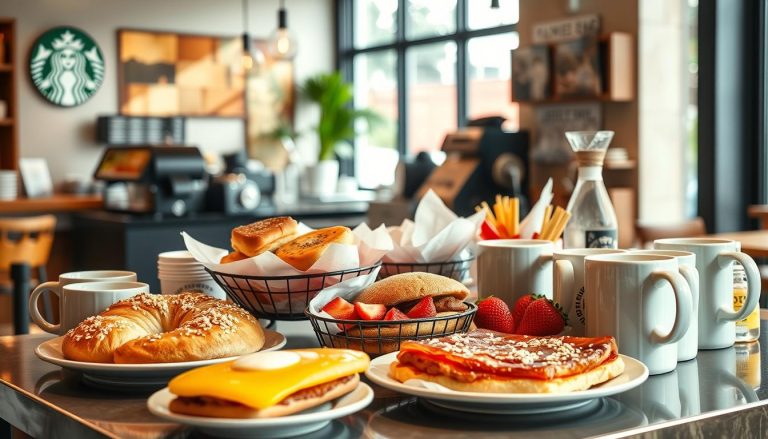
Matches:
[[353, 272, 469, 307], [62, 292, 264, 364]]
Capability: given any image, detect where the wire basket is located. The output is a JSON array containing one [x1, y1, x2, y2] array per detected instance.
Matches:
[[205, 263, 382, 321], [378, 256, 475, 283], [306, 303, 477, 357]]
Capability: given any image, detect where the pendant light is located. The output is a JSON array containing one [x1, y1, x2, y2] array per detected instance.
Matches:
[[491, 0, 500, 7], [241, 0, 264, 71], [268, 0, 298, 61]]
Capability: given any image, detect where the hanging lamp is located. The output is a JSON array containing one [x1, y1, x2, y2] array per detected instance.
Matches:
[[268, 0, 298, 60]]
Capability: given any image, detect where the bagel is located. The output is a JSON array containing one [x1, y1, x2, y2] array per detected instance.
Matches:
[[62, 292, 265, 363], [275, 226, 354, 271], [353, 272, 469, 307], [231, 217, 299, 257]]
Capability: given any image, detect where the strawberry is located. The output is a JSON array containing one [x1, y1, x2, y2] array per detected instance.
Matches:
[[355, 302, 387, 320], [406, 297, 437, 319], [480, 220, 500, 240], [511, 294, 539, 332], [384, 307, 409, 321], [515, 298, 567, 336], [474, 297, 515, 333], [322, 297, 358, 320]]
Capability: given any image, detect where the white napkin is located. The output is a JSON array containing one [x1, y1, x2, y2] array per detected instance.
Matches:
[[385, 189, 484, 263], [519, 178, 554, 239]]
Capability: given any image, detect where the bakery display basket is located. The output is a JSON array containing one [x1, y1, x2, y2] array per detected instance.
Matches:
[[205, 262, 382, 321], [306, 302, 477, 357], [378, 256, 475, 283]]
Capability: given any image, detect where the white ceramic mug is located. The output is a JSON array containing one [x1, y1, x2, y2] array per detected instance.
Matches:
[[627, 249, 699, 362], [477, 239, 554, 306], [553, 248, 625, 336], [584, 254, 692, 375], [654, 238, 760, 350], [28, 270, 139, 334]]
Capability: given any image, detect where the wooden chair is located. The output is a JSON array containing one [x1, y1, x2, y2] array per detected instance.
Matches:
[[634, 217, 707, 248], [0, 215, 56, 334]]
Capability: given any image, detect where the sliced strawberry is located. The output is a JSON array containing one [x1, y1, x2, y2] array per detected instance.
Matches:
[[384, 307, 409, 321], [354, 302, 387, 320], [480, 220, 501, 240], [406, 297, 437, 319], [322, 297, 357, 320], [515, 298, 567, 336]]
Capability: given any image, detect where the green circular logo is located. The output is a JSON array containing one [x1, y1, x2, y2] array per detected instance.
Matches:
[[29, 26, 104, 107]]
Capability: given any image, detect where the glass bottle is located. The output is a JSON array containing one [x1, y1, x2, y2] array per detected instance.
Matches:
[[735, 341, 761, 390], [734, 263, 760, 342], [564, 131, 619, 249]]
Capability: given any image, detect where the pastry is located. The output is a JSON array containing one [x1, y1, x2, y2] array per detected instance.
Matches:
[[62, 292, 265, 363], [168, 348, 369, 418], [389, 331, 624, 393], [275, 226, 354, 271], [220, 251, 249, 264], [231, 216, 299, 257]]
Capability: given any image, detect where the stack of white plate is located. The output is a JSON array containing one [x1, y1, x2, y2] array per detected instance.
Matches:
[[0, 170, 17, 200], [157, 250, 226, 299], [605, 147, 629, 163]]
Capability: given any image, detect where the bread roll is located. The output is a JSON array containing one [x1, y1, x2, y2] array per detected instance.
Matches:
[[354, 272, 469, 306], [231, 217, 298, 257], [275, 226, 354, 271], [62, 292, 265, 363], [220, 251, 249, 264]]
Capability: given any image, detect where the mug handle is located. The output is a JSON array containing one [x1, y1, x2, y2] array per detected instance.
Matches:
[[679, 265, 700, 316], [28, 281, 61, 334], [717, 251, 761, 322], [645, 270, 693, 345], [554, 260, 575, 314]]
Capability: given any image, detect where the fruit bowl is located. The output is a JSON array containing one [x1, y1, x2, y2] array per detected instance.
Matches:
[[305, 303, 477, 357]]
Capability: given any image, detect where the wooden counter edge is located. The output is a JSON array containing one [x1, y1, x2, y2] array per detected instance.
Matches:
[[0, 194, 102, 214]]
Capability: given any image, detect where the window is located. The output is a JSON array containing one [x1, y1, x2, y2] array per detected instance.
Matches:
[[338, 0, 519, 188]]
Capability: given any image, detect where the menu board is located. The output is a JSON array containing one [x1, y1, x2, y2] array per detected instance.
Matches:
[[95, 148, 152, 181], [532, 103, 602, 164]]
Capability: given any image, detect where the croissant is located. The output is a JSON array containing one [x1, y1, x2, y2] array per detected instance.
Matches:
[[62, 292, 265, 363]]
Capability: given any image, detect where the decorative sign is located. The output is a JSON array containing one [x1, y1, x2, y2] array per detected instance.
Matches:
[[533, 103, 602, 164], [532, 14, 601, 44], [29, 26, 104, 107]]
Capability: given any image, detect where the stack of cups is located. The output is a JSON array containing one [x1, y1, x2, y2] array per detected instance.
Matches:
[[0, 170, 17, 200], [157, 251, 226, 300]]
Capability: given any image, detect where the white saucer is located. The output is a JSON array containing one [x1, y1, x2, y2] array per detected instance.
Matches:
[[365, 353, 648, 414], [147, 382, 374, 438], [35, 329, 287, 391]]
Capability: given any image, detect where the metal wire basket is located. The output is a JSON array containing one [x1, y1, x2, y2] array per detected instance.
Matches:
[[205, 263, 382, 321], [378, 256, 475, 282], [306, 303, 477, 357]]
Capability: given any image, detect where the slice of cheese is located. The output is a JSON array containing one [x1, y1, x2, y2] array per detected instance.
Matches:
[[168, 348, 369, 410]]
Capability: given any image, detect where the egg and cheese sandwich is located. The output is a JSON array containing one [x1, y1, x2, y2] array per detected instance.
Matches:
[[168, 348, 370, 418]]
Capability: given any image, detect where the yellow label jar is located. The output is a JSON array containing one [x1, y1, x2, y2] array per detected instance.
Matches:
[[734, 263, 760, 342]]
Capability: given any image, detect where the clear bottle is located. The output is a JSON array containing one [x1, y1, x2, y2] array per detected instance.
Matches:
[[564, 131, 619, 249], [734, 263, 760, 342]]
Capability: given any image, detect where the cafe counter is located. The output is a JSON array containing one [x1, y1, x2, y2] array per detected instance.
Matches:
[[1, 313, 768, 439]]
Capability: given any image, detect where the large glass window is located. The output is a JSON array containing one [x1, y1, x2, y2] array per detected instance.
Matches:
[[339, 0, 519, 188]]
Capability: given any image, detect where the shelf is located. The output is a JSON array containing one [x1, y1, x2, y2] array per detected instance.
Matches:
[[0, 194, 102, 213]]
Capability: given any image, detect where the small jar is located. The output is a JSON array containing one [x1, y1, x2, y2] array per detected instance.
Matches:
[[734, 263, 760, 342]]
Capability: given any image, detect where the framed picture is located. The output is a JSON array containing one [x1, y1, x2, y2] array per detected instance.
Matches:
[[553, 36, 604, 98], [117, 29, 245, 117], [511, 45, 551, 102], [19, 158, 53, 198]]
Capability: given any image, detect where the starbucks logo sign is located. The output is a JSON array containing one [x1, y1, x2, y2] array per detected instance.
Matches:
[[29, 27, 104, 107]]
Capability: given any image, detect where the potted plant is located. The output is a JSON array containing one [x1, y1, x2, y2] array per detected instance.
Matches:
[[301, 72, 377, 196]]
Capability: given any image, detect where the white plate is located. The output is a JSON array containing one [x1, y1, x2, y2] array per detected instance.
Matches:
[[35, 329, 286, 390], [147, 382, 374, 439], [365, 352, 648, 414]]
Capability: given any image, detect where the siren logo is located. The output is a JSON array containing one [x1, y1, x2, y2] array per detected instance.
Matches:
[[30, 27, 104, 107]]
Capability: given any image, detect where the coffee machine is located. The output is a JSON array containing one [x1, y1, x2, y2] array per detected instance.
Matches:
[[94, 145, 207, 217], [417, 126, 530, 217]]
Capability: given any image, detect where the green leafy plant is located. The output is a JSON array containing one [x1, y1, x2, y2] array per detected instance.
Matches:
[[302, 72, 379, 161]]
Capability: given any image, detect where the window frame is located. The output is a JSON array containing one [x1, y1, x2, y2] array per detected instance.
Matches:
[[336, 0, 518, 158]]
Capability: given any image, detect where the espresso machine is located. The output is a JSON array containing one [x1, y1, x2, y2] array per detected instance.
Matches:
[[94, 145, 207, 217], [417, 126, 530, 217]]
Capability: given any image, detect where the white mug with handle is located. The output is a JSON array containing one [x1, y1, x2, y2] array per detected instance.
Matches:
[[553, 248, 625, 336], [585, 253, 692, 375], [477, 239, 554, 307], [28, 270, 138, 334], [654, 238, 760, 350]]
